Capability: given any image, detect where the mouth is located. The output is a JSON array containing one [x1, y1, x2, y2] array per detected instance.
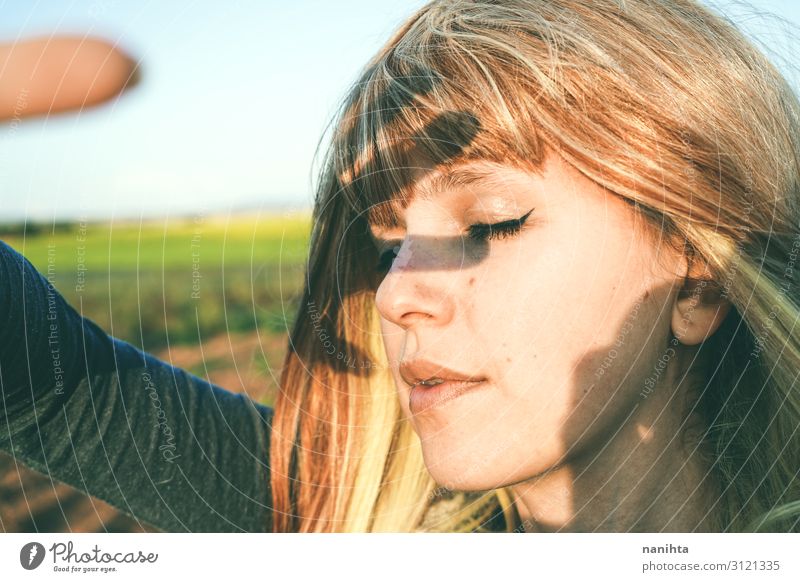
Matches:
[[408, 378, 488, 415], [398, 358, 487, 415], [399, 359, 484, 387]]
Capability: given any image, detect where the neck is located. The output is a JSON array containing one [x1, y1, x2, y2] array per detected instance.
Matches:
[[510, 346, 720, 533]]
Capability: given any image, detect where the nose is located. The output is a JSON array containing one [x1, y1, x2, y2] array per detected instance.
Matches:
[[374, 236, 457, 329]]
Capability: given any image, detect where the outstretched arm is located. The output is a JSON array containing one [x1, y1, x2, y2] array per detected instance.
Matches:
[[0, 240, 275, 532]]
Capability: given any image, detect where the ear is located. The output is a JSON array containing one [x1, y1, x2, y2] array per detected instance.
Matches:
[[671, 260, 732, 346]]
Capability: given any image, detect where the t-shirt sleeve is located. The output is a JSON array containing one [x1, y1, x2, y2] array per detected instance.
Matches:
[[0, 240, 275, 532]]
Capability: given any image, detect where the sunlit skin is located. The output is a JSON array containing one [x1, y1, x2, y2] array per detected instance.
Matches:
[[0, 36, 139, 122], [371, 152, 732, 532]]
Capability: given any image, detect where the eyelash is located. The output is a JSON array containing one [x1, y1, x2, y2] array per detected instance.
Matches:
[[374, 207, 535, 272]]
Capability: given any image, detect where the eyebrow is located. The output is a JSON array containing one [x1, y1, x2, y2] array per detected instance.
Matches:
[[413, 165, 514, 202]]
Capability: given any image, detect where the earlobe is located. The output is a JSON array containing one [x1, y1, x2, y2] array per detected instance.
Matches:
[[671, 277, 732, 346]]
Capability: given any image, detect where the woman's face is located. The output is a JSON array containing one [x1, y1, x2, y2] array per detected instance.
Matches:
[[371, 153, 688, 491]]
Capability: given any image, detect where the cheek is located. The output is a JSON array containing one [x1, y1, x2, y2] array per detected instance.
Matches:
[[472, 215, 671, 434], [555, 286, 674, 454], [504, 264, 675, 460]]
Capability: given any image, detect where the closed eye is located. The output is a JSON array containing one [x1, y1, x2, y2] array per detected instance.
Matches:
[[467, 207, 535, 242], [374, 206, 535, 272]]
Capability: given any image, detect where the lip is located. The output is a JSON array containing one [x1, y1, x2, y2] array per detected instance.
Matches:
[[399, 358, 485, 388], [399, 358, 487, 415], [408, 378, 488, 415]]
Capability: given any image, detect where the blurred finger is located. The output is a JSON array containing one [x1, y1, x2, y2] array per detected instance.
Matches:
[[0, 35, 140, 121]]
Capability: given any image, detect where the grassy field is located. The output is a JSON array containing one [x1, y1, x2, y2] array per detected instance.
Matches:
[[2, 213, 311, 402], [3, 212, 311, 270]]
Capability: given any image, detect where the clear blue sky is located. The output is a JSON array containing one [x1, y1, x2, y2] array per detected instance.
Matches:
[[1, 0, 799, 220]]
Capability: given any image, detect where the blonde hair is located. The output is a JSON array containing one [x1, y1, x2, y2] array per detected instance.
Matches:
[[269, 0, 800, 532]]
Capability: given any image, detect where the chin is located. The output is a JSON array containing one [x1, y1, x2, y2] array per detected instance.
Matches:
[[419, 436, 563, 492], [419, 444, 510, 492]]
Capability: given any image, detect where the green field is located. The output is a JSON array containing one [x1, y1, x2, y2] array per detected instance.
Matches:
[[2, 213, 311, 351], [3, 212, 311, 269]]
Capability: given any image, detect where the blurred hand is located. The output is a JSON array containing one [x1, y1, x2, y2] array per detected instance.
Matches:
[[0, 35, 139, 121]]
